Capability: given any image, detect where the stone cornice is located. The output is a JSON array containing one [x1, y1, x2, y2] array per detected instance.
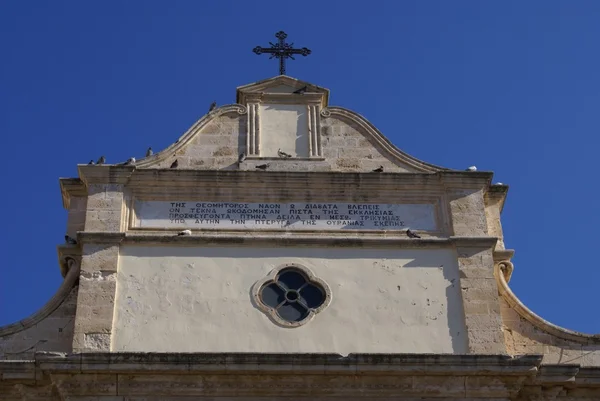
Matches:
[[486, 183, 510, 212], [79, 231, 498, 249], [32, 352, 543, 375], [236, 75, 330, 106], [59, 178, 86, 209], [77, 165, 135, 185]]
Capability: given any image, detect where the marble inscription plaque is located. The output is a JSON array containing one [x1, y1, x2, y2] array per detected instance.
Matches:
[[133, 201, 437, 231]]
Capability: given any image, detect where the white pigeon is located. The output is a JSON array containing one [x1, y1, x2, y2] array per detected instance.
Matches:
[[466, 166, 477, 172], [177, 229, 192, 236], [495, 182, 504, 185]]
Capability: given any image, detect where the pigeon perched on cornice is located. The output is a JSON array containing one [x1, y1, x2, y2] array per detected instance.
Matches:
[[277, 149, 292, 158], [373, 165, 384, 173], [208, 101, 217, 112], [238, 153, 247, 163], [124, 157, 136, 165], [146, 147, 153, 157], [495, 182, 504, 185], [87, 160, 95, 165], [64, 235, 77, 245], [293, 86, 307, 94], [255, 163, 270, 170], [466, 166, 477, 172], [177, 229, 192, 236], [170, 159, 179, 169], [406, 229, 421, 239], [96, 156, 106, 165]]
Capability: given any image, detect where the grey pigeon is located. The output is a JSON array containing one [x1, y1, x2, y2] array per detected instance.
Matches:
[[293, 86, 307, 94], [64, 235, 77, 245], [170, 159, 179, 169], [96, 156, 106, 165], [277, 148, 292, 158], [373, 165, 384, 173], [209, 101, 217, 112], [146, 147, 153, 157], [238, 153, 247, 163], [255, 163, 270, 170], [466, 166, 477, 172], [88, 160, 95, 165], [406, 229, 421, 239]]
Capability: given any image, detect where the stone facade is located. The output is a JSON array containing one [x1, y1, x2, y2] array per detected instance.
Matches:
[[1, 75, 600, 399]]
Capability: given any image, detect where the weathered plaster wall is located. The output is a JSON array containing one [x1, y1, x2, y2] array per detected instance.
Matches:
[[0, 286, 77, 360], [259, 103, 309, 158], [113, 245, 467, 354]]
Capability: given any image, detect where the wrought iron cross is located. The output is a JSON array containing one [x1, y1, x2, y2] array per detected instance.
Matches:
[[253, 31, 311, 75]]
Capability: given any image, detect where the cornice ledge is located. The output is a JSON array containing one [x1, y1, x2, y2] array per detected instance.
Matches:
[[126, 170, 446, 190], [536, 365, 580, 384], [495, 262, 600, 345], [236, 75, 330, 106], [77, 165, 135, 185], [486, 184, 510, 212], [494, 249, 515, 263], [59, 178, 86, 209], [134, 104, 248, 169], [450, 236, 498, 248], [0, 261, 80, 338], [440, 171, 494, 189], [321, 106, 448, 173], [123, 232, 453, 248], [31, 352, 542, 375], [77, 231, 125, 244]]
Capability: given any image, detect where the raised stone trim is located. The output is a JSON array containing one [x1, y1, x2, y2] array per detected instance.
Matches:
[[0, 259, 80, 337], [495, 261, 600, 345], [246, 103, 260, 155], [82, 231, 498, 249], [308, 104, 322, 156], [8, 352, 600, 399], [251, 263, 332, 327]]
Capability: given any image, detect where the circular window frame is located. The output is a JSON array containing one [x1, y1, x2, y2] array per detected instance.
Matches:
[[251, 263, 332, 328]]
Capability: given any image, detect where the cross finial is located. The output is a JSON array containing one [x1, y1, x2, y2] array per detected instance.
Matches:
[[253, 31, 311, 75]]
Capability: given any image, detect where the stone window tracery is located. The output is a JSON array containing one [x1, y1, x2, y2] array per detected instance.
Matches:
[[252, 264, 331, 327]]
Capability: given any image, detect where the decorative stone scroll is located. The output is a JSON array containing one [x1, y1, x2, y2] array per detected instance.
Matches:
[[132, 200, 436, 231]]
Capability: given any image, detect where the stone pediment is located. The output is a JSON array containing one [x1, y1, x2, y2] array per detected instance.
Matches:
[[134, 76, 448, 173]]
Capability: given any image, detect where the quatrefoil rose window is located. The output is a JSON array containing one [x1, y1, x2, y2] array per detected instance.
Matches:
[[252, 264, 331, 327]]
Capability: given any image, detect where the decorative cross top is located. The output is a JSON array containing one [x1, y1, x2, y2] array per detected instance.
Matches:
[[253, 31, 311, 75]]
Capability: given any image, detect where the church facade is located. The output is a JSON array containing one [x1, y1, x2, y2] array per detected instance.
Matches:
[[1, 75, 600, 400]]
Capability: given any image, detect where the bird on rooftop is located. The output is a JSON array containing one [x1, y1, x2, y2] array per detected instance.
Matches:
[[466, 166, 477, 172], [277, 149, 292, 158], [64, 235, 77, 245], [170, 159, 179, 169], [406, 229, 421, 239], [87, 160, 95, 165], [495, 182, 504, 185], [293, 86, 307, 94], [209, 101, 217, 112], [124, 157, 136, 165], [238, 153, 247, 163], [96, 156, 106, 165], [146, 147, 153, 157], [373, 165, 384, 173], [177, 229, 192, 236], [255, 163, 270, 170]]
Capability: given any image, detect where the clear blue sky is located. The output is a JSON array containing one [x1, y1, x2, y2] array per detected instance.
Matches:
[[1, 1, 599, 333]]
